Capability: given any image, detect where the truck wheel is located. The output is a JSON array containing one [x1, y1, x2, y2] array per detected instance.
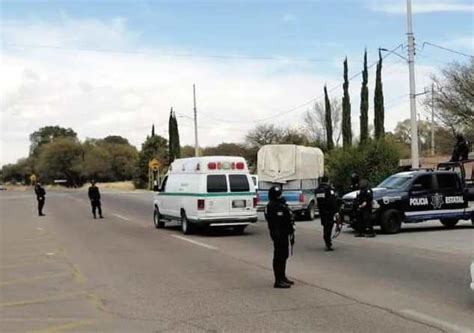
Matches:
[[305, 202, 315, 221], [440, 219, 458, 228], [181, 211, 193, 235], [153, 207, 165, 229], [233, 225, 247, 234], [380, 209, 402, 234]]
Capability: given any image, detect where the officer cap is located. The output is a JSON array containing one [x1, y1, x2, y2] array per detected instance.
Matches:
[[268, 186, 282, 201]]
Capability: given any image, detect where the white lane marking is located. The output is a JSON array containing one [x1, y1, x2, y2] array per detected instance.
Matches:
[[171, 235, 218, 251], [400, 309, 473, 333], [112, 213, 131, 221]]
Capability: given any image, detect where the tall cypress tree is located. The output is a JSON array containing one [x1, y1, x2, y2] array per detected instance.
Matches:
[[359, 49, 369, 145], [342, 57, 352, 148], [324, 85, 334, 150], [172, 111, 181, 159], [151, 124, 155, 137], [374, 50, 385, 139], [168, 108, 175, 164]]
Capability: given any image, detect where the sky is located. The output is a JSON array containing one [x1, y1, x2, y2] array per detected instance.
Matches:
[[1, 0, 473, 165]]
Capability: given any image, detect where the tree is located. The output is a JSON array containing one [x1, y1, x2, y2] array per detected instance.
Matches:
[[168, 108, 181, 164], [425, 59, 474, 135], [245, 124, 284, 150], [80, 141, 112, 181], [29, 126, 77, 156], [1, 158, 33, 184], [342, 57, 352, 148], [102, 135, 130, 145], [392, 118, 457, 156], [97, 139, 138, 181], [324, 86, 334, 150], [304, 99, 342, 146], [326, 139, 401, 194], [151, 124, 155, 137], [360, 49, 369, 145], [35, 137, 83, 186], [374, 50, 385, 139], [134, 135, 168, 189]]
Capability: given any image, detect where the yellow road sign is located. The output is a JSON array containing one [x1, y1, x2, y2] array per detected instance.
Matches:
[[148, 159, 160, 171]]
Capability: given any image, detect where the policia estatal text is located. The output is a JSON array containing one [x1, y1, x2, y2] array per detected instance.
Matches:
[[265, 186, 295, 289]]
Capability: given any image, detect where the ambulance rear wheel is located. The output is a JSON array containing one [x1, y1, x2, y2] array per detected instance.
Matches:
[[154, 207, 165, 229], [380, 209, 402, 234], [233, 225, 247, 234], [440, 219, 458, 228], [181, 211, 193, 235]]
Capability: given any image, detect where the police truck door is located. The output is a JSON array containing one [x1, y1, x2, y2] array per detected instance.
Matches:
[[407, 174, 434, 215]]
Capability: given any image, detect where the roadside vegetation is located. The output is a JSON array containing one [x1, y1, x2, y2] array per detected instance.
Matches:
[[2, 59, 472, 189]]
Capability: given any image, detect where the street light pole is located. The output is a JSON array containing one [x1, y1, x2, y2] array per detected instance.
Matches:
[[406, 0, 419, 169], [193, 84, 199, 157], [431, 83, 435, 156]]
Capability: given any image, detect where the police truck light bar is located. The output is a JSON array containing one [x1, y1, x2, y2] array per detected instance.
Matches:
[[207, 161, 245, 170]]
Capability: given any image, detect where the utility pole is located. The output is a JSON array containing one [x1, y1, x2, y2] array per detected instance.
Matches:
[[193, 84, 199, 157], [431, 83, 435, 156], [406, 0, 419, 169]]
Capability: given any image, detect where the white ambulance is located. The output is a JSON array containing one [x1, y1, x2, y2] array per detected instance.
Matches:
[[153, 156, 258, 234]]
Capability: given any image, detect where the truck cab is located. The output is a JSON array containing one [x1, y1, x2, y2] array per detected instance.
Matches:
[[341, 170, 474, 234]]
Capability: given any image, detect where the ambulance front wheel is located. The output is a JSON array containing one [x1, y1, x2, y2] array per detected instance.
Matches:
[[440, 219, 458, 228], [154, 206, 165, 229]]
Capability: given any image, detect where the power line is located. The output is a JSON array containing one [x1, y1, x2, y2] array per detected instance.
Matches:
[[198, 44, 405, 124], [1, 42, 333, 63], [421, 41, 474, 59]]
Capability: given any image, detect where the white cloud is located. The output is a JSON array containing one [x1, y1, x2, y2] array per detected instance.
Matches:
[[369, 0, 474, 14], [0, 16, 438, 165]]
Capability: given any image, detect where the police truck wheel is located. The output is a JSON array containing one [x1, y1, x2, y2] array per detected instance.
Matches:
[[440, 219, 458, 228], [153, 207, 165, 229], [380, 209, 402, 234], [305, 202, 315, 221], [181, 211, 193, 235]]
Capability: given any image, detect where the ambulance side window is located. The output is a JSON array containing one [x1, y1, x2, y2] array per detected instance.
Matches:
[[412, 175, 433, 191], [207, 175, 227, 193]]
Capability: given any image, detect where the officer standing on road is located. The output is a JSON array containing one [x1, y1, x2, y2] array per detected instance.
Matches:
[[355, 179, 375, 238], [88, 180, 103, 219], [34, 181, 46, 216], [315, 176, 339, 251], [265, 186, 295, 289]]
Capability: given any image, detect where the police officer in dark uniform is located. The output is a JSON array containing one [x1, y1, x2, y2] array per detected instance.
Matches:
[[265, 186, 295, 288], [355, 179, 375, 237], [349, 173, 360, 192], [34, 182, 46, 216], [451, 133, 470, 162], [88, 180, 103, 219], [315, 176, 338, 251]]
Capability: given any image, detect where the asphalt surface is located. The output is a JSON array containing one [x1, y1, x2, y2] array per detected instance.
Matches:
[[1, 189, 473, 332]]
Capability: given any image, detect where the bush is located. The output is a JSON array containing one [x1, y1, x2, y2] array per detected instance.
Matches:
[[326, 139, 401, 194]]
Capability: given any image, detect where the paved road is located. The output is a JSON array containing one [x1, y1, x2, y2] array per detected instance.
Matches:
[[1, 190, 473, 332]]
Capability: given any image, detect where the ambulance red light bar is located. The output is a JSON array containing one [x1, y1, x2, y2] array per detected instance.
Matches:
[[207, 161, 246, 170]]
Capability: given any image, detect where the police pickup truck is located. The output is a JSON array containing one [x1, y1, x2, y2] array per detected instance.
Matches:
[[341, 169, 474, 234]]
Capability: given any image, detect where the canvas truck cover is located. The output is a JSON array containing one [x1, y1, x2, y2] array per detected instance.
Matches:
[[257, 145, 324, 183]]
